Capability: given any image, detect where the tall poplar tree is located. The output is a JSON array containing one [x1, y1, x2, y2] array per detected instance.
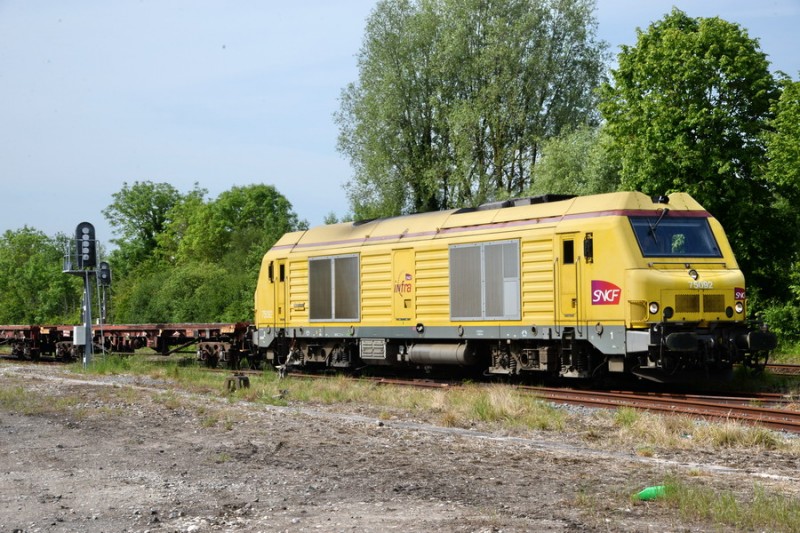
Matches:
[[336, 0, 606, 219]]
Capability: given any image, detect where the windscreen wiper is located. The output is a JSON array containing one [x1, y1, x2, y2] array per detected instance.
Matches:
[[647, 208, 670, 242]]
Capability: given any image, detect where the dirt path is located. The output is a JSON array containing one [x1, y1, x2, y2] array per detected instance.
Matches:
[[1, 363, 798, 532]]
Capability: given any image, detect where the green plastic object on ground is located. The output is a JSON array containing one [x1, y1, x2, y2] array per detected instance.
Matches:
[[637, 485, 666, 501]]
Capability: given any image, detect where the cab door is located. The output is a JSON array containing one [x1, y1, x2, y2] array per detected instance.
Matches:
[[274, 259, 287, 327], [557, 234, 578, 322]]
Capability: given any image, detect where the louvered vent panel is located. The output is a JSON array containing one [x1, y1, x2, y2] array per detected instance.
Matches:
[[675, 294, 700, 313], [703, 294, 725, 313]]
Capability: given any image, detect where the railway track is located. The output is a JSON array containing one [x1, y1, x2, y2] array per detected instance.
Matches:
[[766, 362, 800, 375], [208, 365, 800, 432], [514, 386, 800, 432], [259, 370, 800, 432]]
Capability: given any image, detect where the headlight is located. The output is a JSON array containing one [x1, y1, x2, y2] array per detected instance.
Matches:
[[735, 302, 744, 314], [649, 302, 660, 315]]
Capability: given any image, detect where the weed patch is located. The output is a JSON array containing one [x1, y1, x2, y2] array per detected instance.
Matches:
[[655, 477, 800, 532]]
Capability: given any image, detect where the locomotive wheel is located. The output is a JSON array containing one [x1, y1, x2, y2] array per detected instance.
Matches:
[[744, 351, 769, 374]]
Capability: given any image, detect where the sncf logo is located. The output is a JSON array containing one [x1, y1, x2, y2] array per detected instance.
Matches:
[[591, 280, 622, 305], [735, 287, 746, 300]]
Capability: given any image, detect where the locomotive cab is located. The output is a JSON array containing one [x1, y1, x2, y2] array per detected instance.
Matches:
[[615, 196, 775, 380]]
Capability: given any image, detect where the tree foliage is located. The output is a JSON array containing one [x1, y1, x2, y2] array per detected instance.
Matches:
[[159, 184, 304, 269], [526, 125, 620, 196], [103, 181, 205, 274], [763, 79, 800, 203], [0, 228, 81, 324], [599, 9, 784, 299], [337, 0, 607, 219], [759, 79, 800, 341], [106, 183, 305, 324]]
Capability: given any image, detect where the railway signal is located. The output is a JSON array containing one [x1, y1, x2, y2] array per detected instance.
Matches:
[[75, 222, 97, 269], [98, 261, 112, 286], [64, 222, 104, 367]]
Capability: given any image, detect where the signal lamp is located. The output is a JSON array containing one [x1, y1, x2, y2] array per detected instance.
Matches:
[[735, 302, 744, 314], [98, 262, 112, 286], [649, 302, 659, 315], [663, 307, 674, 319], [75, 222, 96, 268]]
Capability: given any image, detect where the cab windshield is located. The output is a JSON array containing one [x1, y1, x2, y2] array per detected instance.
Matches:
[[629, 215, 722, 258]]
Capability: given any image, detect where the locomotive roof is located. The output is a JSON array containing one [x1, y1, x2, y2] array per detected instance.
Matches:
[[269, 191, 707, 253]]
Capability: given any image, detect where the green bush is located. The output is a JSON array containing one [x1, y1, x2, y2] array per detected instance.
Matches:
[[759, 301, 800, 350]]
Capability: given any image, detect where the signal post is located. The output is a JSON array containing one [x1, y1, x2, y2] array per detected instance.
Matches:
[[63, 222, 111, 367]]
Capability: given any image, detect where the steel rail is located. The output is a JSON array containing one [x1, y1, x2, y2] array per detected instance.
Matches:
[[766, 363, 800, 375], [268, 372, 800, 432], [517, 386, 800, 432]]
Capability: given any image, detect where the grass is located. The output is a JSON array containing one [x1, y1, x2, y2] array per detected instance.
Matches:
[[0, 384, 80, 416], [577, 476, 800, 532], [434, 384, 565, 430], [772, 341, 800, 363], [638, 476, 800, 533], [699, 364, 800, 398], [69, 354, 568, 432], [605, 406, 789, 452], [3, 352, 792, 454]]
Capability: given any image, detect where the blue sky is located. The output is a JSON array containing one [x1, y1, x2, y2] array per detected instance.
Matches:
[[1, 0, 797, 246]]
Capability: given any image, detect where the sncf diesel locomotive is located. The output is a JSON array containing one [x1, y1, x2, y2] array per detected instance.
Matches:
[[253, 191, 776, 381]]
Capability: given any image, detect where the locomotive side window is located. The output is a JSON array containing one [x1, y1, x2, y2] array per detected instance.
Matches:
[[309, 254, 360, 321], [562, 240, 575, 264], [450, 240, 520, 321], [629, 216, 722, 258]]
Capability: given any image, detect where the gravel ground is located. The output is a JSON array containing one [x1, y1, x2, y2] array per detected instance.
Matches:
[[1, 362, 799, 533]]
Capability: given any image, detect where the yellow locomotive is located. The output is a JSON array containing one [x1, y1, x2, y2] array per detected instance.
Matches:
[[254, 191, 776, 381]]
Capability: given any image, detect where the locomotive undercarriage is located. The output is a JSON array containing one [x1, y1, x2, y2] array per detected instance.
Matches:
[[263, 319, 776, 382], [487, 334, 606, 379], [266, 330, 610, 380], [631, 322, 777, 381], [265, 336, 358, 372]]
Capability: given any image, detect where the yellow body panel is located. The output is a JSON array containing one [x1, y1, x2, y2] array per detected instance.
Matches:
[[254, 191, 743, 334]]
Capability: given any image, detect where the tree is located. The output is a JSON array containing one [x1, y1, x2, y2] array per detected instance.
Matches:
[[160, 184, 306, 269], [336, 0, 607, 219], [599, 9, 782, 299], [759, 79, 800, 341], [527, 125, 620, 196], [107, 183, 306, 323], [0, 228, 82, 324], [103, 181, 205, 272], [212, 184, 306, 267], [763, 79, 800, 203]]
